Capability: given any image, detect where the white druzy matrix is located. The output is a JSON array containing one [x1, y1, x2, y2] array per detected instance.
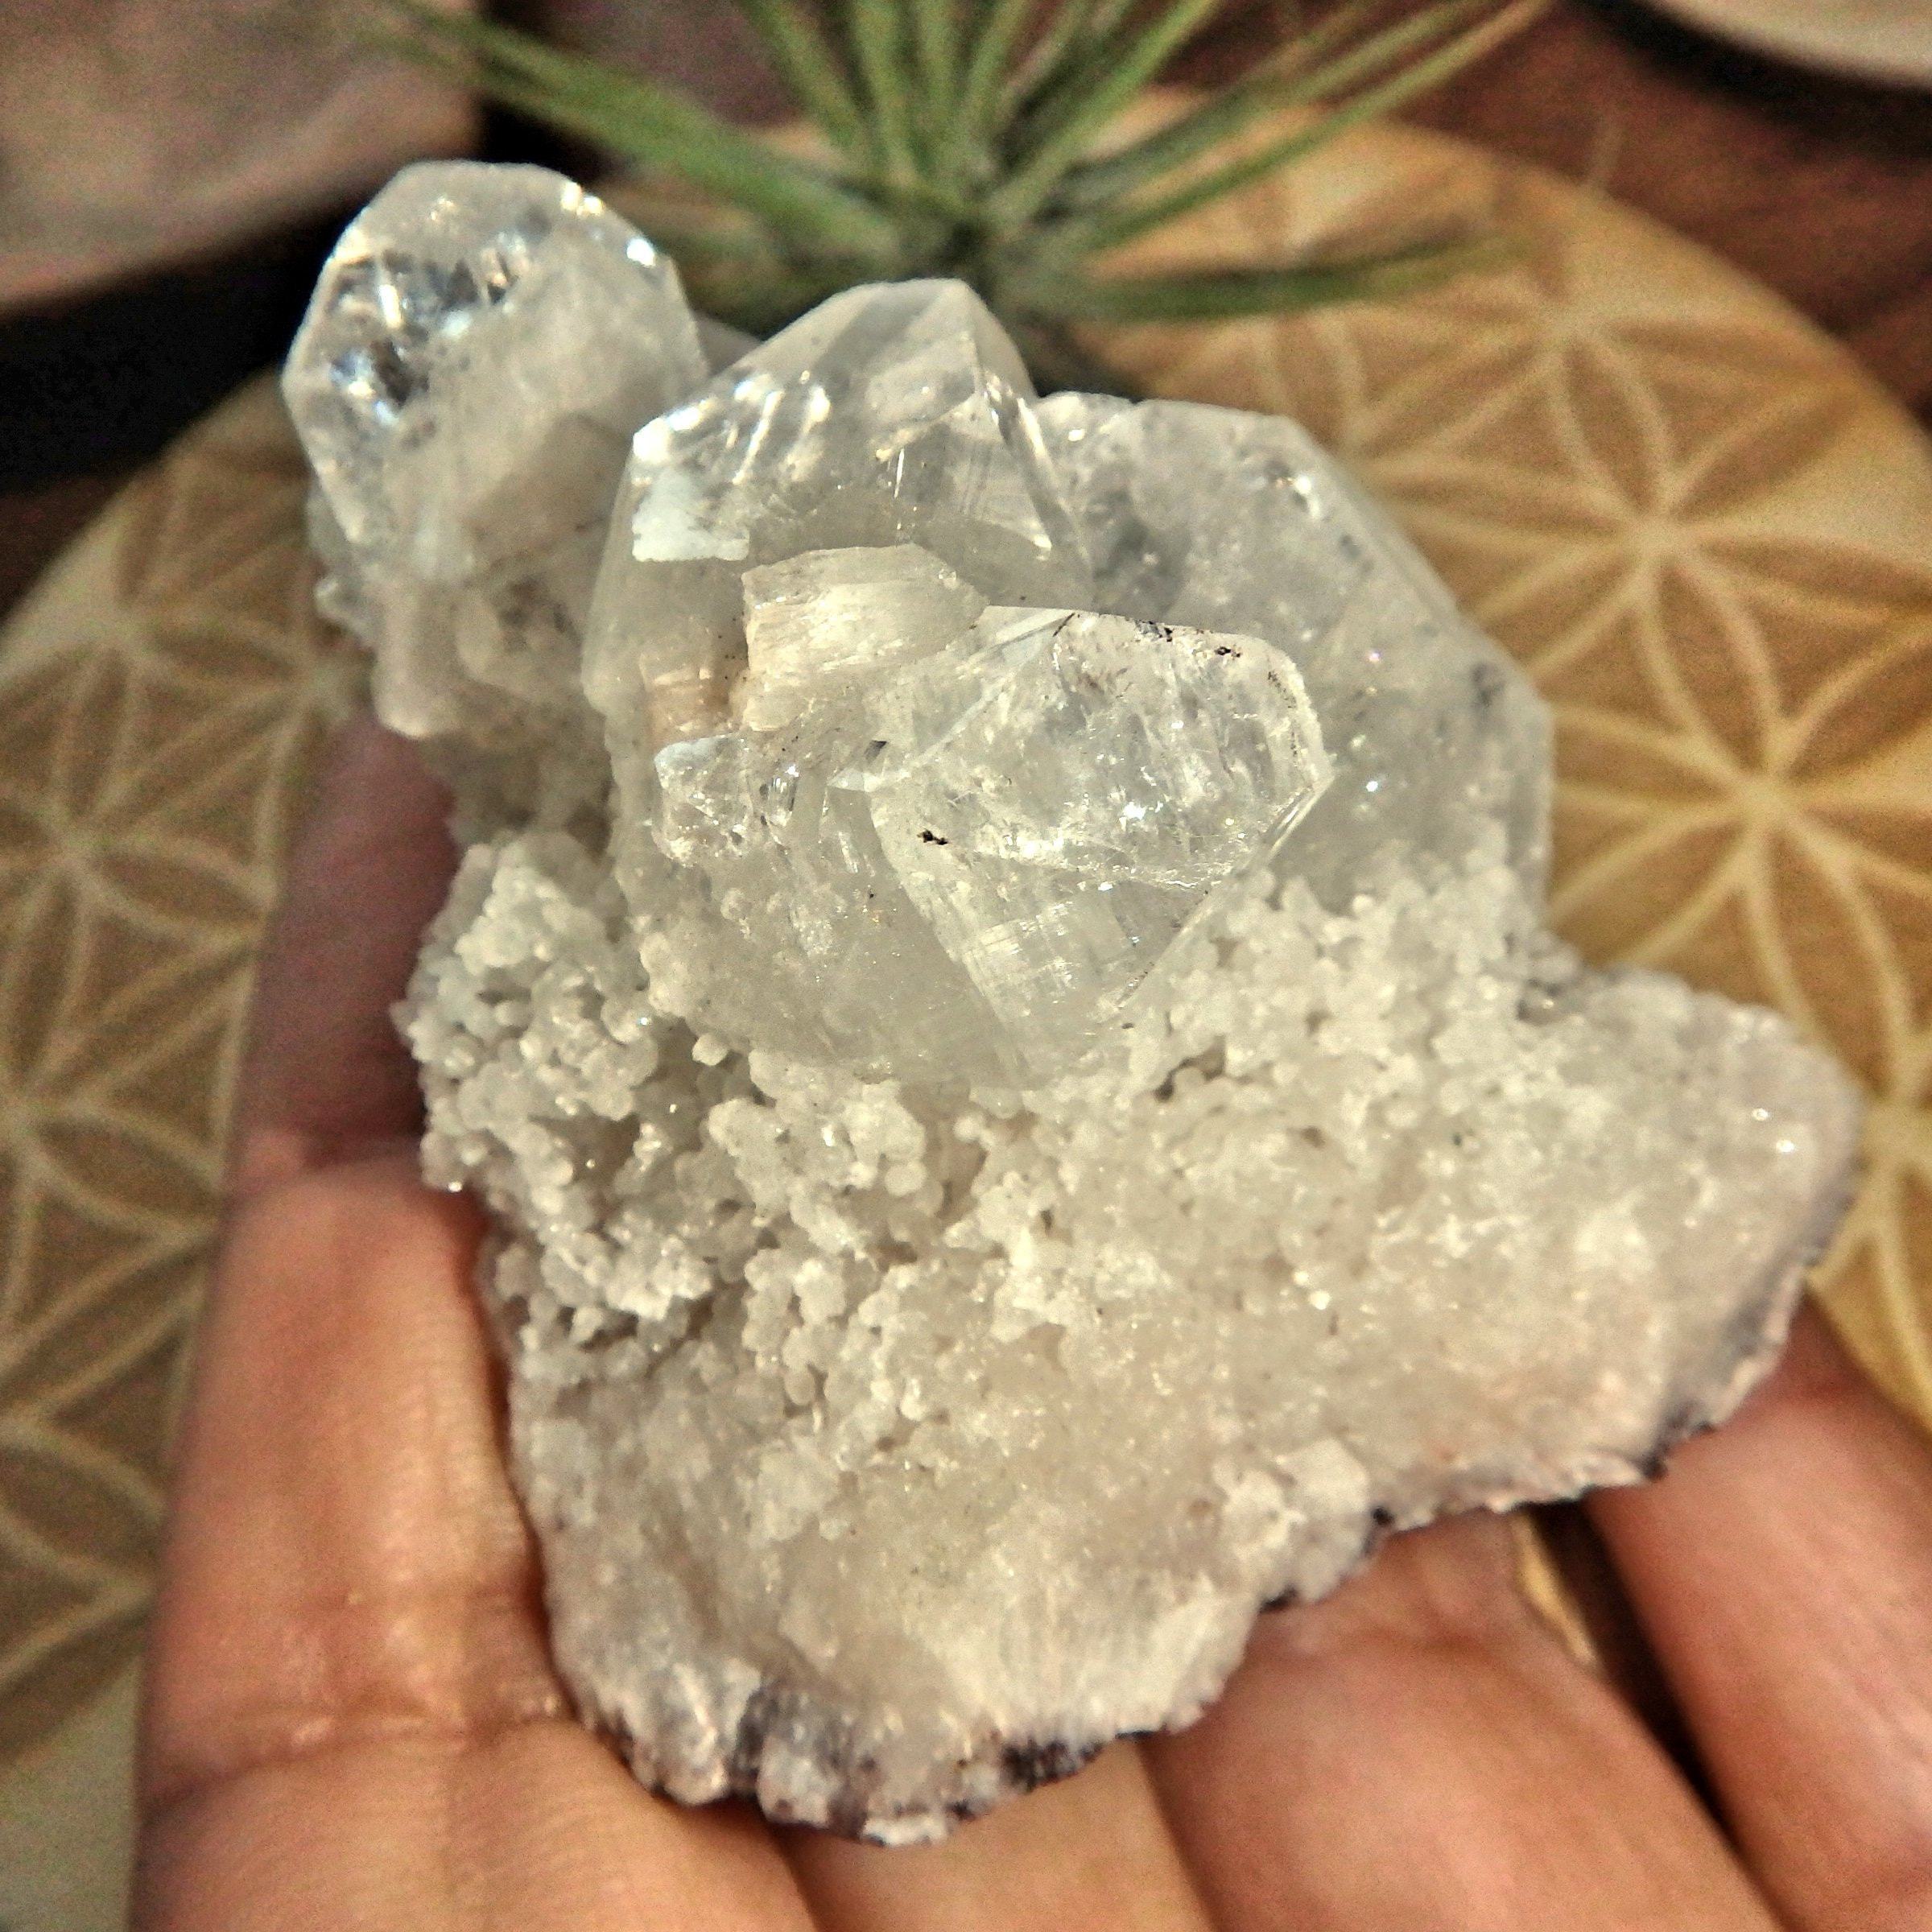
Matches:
[[286, 161, 1864, 1843]]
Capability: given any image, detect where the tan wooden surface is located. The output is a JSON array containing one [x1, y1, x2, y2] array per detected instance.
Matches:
[[1201, 0, 1932, 422]]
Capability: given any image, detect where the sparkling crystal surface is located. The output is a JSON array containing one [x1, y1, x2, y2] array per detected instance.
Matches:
[[654, 594, 1330, 1082], [285, 165, 1866, 1847], [1039, 393, 1551, 900], [589, 283, 1327, 1082], [283, 159, 706, 787], [737, 544, 982, 731], [581, 279, 1092, 749]]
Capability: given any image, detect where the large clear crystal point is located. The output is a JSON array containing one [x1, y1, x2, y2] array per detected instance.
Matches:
[[653, 597, 1331, 1083], [283, 159, 707, 767], [582, 279, 1093, 750]]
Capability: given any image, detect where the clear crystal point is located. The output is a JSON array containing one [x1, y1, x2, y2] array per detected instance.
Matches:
[[1037, 394, 1552, 900], [283, 159, 707, 758], [582, 279, 1093, 751]]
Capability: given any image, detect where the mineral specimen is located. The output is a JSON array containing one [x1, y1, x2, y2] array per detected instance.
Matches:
[[285, 163, 1865, 1844], [285, 159, 708, 812]]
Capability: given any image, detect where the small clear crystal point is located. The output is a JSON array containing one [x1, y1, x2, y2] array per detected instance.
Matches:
[[283, 160, 707, 763]]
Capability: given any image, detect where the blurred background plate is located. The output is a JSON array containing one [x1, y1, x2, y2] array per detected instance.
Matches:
[[0, 0, 473, 316], [2, 112, 1930, 1929], [1644, 0, 1932, 87]]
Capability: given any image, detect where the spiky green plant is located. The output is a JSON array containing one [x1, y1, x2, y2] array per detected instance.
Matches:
[[366, 0, 1540, 381]]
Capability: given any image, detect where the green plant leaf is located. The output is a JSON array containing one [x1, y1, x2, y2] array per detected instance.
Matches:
[[1009, 0, 1145, 122], [1000, 0, 1104, 118], [1039, 0, 1541, 255], [844, 0, 922, 185], [1055, 0, 1497, 212], [729, 0, 873, 162], [369, 0, 902, 257], [910, 0, 962, 114], [366, 0, 1539, 353], [991, 0, 1223, 226], [953, 0, 1042, 149], [1016, 231, 1517, 320]]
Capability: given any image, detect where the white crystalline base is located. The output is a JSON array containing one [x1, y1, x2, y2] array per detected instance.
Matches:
[[407, 821, 1861, 1842]]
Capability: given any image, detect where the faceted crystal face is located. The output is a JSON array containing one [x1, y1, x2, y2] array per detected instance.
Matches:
[[582, 279, 1093, 749], [653, 592, 1331, 1082], [283, 160, 707, 748], [737, 544, 985, 731], [863, 609, 1331, 1055], [1038, 394, 1551, 901], [584, 280, 1335, 1083]]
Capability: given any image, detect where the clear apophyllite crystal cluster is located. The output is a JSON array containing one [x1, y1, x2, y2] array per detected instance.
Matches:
[[285, 160, 1864, 1842]]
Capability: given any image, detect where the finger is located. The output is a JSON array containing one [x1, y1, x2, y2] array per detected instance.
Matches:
[[1590, 1307, 1932, 1932], [138, 1150, 816, 1931], [229, 714, 456, 1199], [140, 1154, 550, 1810], [140, 1723, 816, 1932], [1146, 1513, 1779, 1932], [788, 1740, 1213, 1931]]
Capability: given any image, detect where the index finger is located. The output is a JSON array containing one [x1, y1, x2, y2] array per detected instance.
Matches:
[[1589, 1307, 1932, 1932], [227, 714, 456, 1198]]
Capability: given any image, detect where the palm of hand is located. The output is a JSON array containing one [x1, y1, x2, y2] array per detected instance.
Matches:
[[137, 724, 1932, 1930]]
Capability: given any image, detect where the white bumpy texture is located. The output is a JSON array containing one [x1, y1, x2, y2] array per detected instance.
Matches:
[[286, 161, 1865, 1843]]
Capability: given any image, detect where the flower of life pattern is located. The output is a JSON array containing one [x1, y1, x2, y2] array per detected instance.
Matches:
[[0, 387, 361, 1761]]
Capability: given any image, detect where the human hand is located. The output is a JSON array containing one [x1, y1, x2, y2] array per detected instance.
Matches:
[[134, 719, 1932, 1930]]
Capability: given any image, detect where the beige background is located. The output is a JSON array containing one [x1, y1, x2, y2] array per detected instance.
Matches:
[[0, 0, 473, 312]]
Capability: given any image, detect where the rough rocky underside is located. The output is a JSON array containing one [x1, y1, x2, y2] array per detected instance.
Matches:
[[286, 160, 1865, 1843]]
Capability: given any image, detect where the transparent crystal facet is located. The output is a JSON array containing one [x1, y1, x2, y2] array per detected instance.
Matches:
[[582, 279, 1094, 750], [283, 160, 708, 756], [737, 543, 985, 731], [653, 599, 1330, 1082], [1037, 394, 1552, 900]]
